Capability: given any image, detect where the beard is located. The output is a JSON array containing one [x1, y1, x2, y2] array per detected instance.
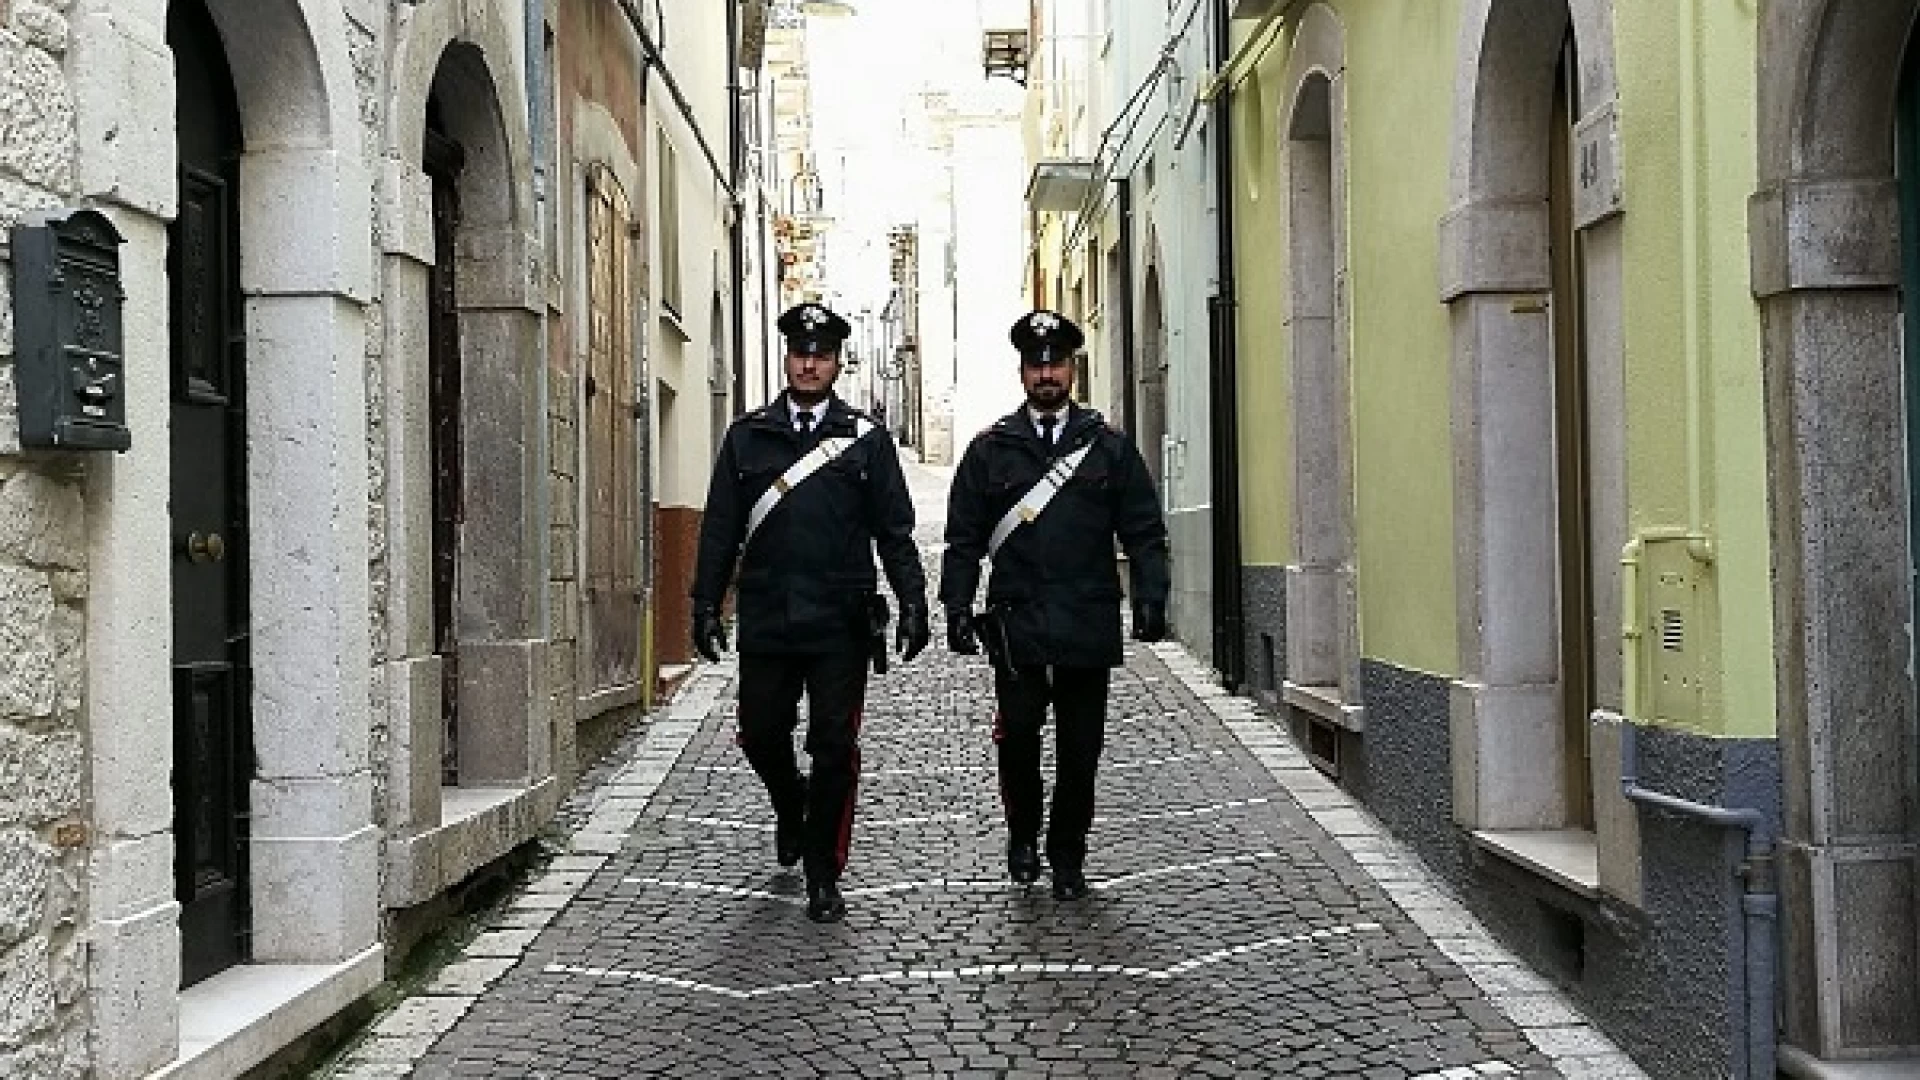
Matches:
[[1025, 382, 1068, 410]]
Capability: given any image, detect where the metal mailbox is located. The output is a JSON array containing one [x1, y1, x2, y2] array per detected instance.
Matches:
[[10, 208, 131, 452]]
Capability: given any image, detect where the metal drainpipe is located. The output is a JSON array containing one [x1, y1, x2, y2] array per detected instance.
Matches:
[[526, 0, 553, 637], [1618, 720, 1777, 1080], [1207, 0, 1243, 691], [726, 0, 747, 417]]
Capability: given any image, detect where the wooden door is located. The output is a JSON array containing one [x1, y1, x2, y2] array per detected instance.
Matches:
[[425, 106, 466, 784], [583, 167, 642, 694]]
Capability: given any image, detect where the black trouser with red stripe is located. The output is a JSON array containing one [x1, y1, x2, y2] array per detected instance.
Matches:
[[993, 664, 1111, 872], [737, 650, 870, 884]]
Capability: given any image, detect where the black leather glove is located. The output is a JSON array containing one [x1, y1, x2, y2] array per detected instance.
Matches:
[[946, 607, 979, 655], [1132, 601, 1167, 643], [897, 603, 930, 662], [691, 603, 729, 663]]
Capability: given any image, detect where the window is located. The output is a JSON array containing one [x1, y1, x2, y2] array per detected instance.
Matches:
[[657, 128, 682, 317]]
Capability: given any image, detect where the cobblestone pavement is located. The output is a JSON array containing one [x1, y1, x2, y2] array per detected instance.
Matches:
[[334, 461, 1644, 1080]]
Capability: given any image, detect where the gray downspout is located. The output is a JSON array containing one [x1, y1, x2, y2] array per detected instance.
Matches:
[[1619, 721, 1777, 1080], [526, 0, 552, 638], [726, 0, 747, 416]]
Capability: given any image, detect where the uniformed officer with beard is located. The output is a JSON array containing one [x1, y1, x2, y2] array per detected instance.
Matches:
[[691, 301, 931, 923], [940, 309, 1171, 900]]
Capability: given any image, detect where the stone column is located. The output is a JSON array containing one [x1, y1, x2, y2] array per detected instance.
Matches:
[[1754, 176, 1920, 1057]]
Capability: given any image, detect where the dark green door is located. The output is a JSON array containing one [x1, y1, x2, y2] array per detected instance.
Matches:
[[167, 0, 252, 989]]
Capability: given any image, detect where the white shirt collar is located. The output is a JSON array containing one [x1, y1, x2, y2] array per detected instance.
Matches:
[[1028, 405, 1066, 441], [787, 395, 825, 427]]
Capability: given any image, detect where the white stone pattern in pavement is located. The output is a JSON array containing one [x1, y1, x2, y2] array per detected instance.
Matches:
[[330, 616, 1640, 1077], [1148, 642, 1651, 1080]]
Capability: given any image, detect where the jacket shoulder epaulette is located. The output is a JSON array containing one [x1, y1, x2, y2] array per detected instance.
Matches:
[[840, 404, 882, 429]]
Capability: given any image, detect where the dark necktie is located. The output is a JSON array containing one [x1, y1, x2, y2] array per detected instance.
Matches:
[[1038, 414, 1057, 445], [796, 410, 814, 436]]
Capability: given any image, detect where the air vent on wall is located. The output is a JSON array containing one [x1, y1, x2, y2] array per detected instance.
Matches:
[[1660, 609, 1684, 652]]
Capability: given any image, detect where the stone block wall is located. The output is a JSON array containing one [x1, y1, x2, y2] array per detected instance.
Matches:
[[0, 4, 94, 1075], [356, 1, 391, 832]]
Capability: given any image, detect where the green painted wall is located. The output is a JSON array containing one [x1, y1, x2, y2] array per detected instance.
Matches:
[[1232, 44, 1292, 569], [1615, 0, 1773, 737], [1231, 1, 1461, 676], [1231, 0, 1776, 731], [1339, 0, 1461, 676]]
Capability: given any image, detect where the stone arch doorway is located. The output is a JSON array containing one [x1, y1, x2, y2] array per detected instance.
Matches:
[[83, 0, 378, 1065], [158, 0, 378, 998], [1281, 4, 1361, 721], [1443, 0, 1625, 835], [406, 37, 542, 786], [422, 37, 540, 790], [1758, 0, 1920, 1064], [1139, 260, 1168, 490], [381, 0, 548, 908]]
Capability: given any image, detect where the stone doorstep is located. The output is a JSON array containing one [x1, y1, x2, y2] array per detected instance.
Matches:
[[1470, 828, 1601, 900], [656, 663, 696, 703], [150, 946, 384, 1080], [386, 779, 559, 908], [1780, 1046, 1920, 1079]]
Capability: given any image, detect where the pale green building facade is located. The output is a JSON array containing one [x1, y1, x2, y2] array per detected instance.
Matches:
[[1224, 0, 1920, 1076]]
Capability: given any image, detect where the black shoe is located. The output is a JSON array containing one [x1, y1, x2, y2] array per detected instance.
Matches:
[[806, 879, 846, 923], [1007, 841, 1041, 885], [775, 776, 807, 868], [1051, 866, 1088, 901]]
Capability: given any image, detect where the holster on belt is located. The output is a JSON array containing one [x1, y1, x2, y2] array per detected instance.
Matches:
[[974, 606, 1016, 681]]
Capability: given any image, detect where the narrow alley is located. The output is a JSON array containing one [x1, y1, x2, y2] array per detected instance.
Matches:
[[325, 463, 1642, 1079]]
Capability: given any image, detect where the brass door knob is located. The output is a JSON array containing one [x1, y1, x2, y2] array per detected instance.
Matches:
[[185, 532, 226, 563]]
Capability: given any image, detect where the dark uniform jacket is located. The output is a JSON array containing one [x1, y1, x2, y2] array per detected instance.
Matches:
[[693, 394, 926, 655], [940, 403, 1171, 668]]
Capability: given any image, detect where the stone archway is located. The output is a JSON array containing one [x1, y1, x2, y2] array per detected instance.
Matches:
[[1755, 0, 1920, 1064], [1280, 4, 1362, 724], [76, 0, 379, 1073], [1139, 257, 1168, 490], [381, 0, 552, 909], [1441, 0, 1627, 839]]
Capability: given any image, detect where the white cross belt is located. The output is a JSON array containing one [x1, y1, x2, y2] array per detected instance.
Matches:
[[987, 444, 1093, 558], [745, 418, 874, 544]]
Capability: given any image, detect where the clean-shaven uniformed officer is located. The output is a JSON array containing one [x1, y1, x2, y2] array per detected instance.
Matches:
[[939, 309, 1171, 900], [691, 301, 931, 923]]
